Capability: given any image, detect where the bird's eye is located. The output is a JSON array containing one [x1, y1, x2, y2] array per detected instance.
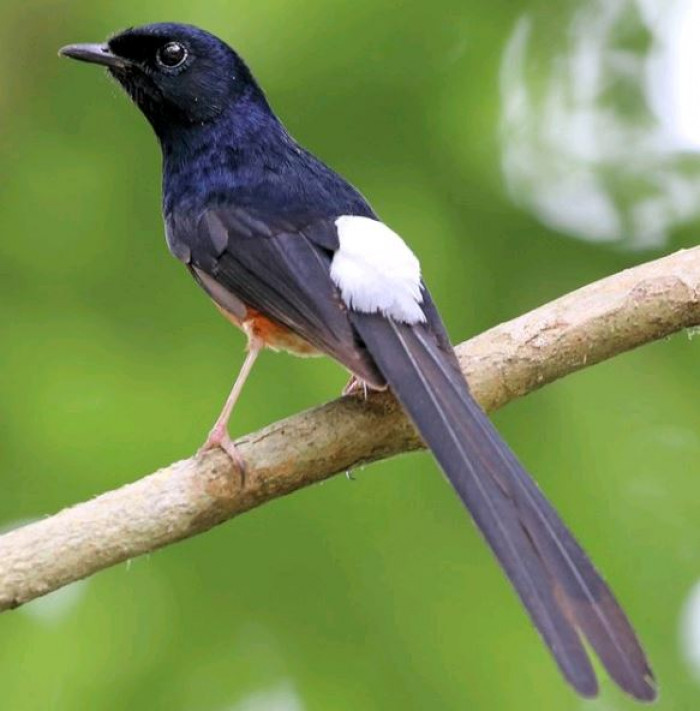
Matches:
[[156, 42, 188, 68]]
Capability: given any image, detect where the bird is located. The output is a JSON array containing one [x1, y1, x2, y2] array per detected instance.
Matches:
[[59, 23, 656, 701]]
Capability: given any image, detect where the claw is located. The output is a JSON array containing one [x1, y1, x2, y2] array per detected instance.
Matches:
[[342, 376, 368, 399], [199, 428, 247, 483]]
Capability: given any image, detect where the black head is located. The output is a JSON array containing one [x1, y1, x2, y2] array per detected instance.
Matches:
[[60, 23, 267, 136]]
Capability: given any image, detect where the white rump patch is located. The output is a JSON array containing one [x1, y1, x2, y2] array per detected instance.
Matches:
[[330, 216, 425, 324]]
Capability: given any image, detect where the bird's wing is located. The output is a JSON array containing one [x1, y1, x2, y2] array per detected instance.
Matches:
[[170, 208, 655, 700], [166, 207, 385, 387]]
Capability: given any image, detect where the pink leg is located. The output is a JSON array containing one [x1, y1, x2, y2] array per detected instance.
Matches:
[[342, 375, 358, 396], [199, 338, 263, 470]]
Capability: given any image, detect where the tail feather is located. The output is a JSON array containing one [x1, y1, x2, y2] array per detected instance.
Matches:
[[350, 313, 655, 701]]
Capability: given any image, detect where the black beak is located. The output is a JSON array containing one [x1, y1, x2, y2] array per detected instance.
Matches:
[[59, 43, 129, 69]]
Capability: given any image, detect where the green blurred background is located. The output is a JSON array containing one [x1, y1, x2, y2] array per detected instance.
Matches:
[[1, 0, 699, 709]]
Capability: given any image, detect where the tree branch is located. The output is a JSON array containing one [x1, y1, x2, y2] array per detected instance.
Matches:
[[2, 247, 699, 612]]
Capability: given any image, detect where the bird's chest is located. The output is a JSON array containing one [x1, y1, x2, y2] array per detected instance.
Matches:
[[215, 302, 319, 357]]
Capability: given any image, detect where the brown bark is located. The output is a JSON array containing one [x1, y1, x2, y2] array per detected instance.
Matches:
[[1, 247, 698, 612]]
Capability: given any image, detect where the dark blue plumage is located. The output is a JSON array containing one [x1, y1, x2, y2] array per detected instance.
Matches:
[[101, 24, 371, 220], [161, 103, 374, 219], [60, 23, 656, 701]]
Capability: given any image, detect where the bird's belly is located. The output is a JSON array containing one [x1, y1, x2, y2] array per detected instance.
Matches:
[[215, 303, 320, 357]]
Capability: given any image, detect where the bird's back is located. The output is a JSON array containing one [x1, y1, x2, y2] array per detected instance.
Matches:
[[162, 105, 375, 226]]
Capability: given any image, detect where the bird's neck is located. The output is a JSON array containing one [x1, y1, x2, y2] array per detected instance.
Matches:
[[159, 96, 288, 215]]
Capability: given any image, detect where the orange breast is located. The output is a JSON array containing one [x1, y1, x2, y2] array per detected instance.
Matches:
[[215, 303, 319, 357]]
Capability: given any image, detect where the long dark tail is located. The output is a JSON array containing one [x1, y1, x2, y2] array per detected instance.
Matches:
[[350, 313, 656, 701]]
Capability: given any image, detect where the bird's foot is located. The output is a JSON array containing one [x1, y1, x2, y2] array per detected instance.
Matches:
[[342, 376, 368, 399], [199, 426, 247, 482]]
